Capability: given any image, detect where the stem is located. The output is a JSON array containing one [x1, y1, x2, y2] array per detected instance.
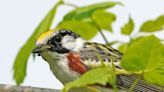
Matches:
[[128, 36, 133, 46], [128, 74, 142, 92], [131, 32, 139, 39], [90, 17, 109, 45], [64, 2, 79, 8], [0, 84, 59, 92], [99, 30, 109, 45], [111, 58, 118, 92]]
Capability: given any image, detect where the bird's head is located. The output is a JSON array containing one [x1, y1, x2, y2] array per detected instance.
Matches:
[[32, 29, 86, 54]]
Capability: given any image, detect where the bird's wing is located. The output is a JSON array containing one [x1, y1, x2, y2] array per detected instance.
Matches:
[[79, 42, 164, 92], [66, 42, 164, 91], [79, 42, 123, 69], [66, 42, 123, 76]]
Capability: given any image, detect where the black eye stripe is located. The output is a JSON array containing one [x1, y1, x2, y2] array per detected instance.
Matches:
[[47, 35, 61, 45], [48, 30, 80, 44], [46, 29, 81, 53]]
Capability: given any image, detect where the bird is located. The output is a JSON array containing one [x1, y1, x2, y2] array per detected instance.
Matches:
[[32, 29, 123, 84], [32, 29, 163, 92]]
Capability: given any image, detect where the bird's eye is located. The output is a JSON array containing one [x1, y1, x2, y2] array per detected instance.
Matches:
[[47, 35, 62, 45], [54, 36, 61, 42]]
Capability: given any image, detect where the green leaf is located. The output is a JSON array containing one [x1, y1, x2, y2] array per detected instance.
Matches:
[[144, 68, 164, 86], [13, 1, 63, 85], [61, 66, 113, 92], [63, 2, 123, 21], [118, 43, 129, 53], [121, 17, 134, 35], [92, 10, 116, 32], [140, 15, 164, 32], [57, 20, 98, 40], [121, 35, 164, 72]]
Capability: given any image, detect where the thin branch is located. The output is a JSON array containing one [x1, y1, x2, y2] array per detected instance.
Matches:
[[111, 57, 118, 92], [99, 30, 109, 45], [90, 17, 109, 45], [63, 2, 79, 8], [128, 74, 142, 92], [0, 84, 59, 92]]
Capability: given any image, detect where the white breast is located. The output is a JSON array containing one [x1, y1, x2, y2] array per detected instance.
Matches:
[[40, 51, 80, 84]]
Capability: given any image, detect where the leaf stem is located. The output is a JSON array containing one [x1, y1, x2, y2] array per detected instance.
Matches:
[[63, 2, 79, 8], [111, 58, 118, 92], [99, 30, 109, 45], [90, 17, 109, 45], [128, 74, 142, 92]]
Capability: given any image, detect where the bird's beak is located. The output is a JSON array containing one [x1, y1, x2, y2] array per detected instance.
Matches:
[[32, 44, 51, 53]]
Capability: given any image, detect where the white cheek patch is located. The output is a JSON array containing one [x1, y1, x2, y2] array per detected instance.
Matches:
[[62, 42, 76, 50], [61, 36, 76, 50], [61, 36, 75, 43], [61, 36, 86, 51]]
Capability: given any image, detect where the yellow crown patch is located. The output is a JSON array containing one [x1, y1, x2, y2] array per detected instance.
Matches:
[[37, 30, 54, 45]]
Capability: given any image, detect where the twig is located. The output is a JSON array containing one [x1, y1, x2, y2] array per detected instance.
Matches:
[[64, 2, 79, 8], [128, 74, 142, 92], [0, 84, 59, 92], [99, 30, 109, 45], [111, 57, 118, 92], [90, 17, 109, 45]]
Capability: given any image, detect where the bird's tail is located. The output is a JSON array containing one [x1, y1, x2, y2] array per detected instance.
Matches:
[[116, 74, 164, 92]]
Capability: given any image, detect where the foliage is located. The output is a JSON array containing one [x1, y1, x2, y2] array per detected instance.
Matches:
[[62, 66, 114, 92], [92, 10, 116, 32], [63, 2, 123, 21], [13, 0, 164, 92], [57, 20, 98, 40], [118, 43, 129, 53], [140, 15, 164, 32], [121, 35, 164, 72], [13, 0, 64, 85], [121, 35, 164, 86], [121, 17, 134, 35]]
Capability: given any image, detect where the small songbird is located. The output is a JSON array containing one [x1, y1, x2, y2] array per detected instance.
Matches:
[[32, 29, 163, 92], [32, 29, 123, 90]]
